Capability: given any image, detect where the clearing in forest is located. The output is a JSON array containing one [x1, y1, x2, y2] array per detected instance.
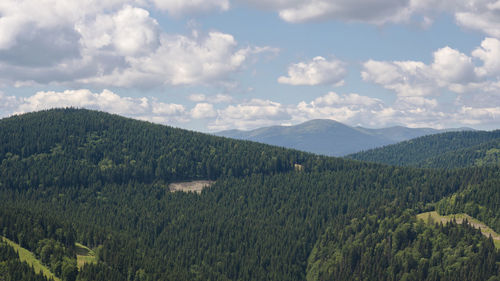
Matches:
[[75, 242, 97, 269], [168, 180, 215, 193], [1, 236, 61, 281], [417, 211, 500, 249]]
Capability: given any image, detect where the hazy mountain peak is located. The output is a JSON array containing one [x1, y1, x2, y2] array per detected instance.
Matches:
[[216, 120, 471, 156]]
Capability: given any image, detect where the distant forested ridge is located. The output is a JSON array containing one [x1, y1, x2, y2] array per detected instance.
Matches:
[[0, 109, 498, 280], [347, 130, 500, 169]]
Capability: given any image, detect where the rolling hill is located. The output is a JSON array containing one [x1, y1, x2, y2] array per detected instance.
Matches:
[[216, 119, 471, 156], [347, 130, 500, 168], [0, 109, 498, 281]]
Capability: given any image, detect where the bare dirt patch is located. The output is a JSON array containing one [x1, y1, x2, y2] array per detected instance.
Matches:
[[168, 180, 215, 194]]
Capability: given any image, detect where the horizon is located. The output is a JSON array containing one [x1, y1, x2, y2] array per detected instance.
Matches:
[[3, 107, 493, 134]]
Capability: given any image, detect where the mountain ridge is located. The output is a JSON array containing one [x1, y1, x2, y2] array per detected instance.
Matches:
[[347, 130, 500, 168], [216, 119, 473, 156]]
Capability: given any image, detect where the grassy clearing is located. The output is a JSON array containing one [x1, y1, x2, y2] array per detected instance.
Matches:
[[75, 242, 97, 269], [1, 236, 60, 281], [417, 211, 500, 249]]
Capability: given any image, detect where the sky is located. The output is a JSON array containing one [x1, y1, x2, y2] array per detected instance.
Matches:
[[0, 0, 499, 132]]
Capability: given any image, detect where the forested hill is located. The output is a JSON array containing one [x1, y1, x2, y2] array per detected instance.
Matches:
[[0, 108, 352, 186], [0, 109, 499, 281], [347, 130, 500, 168]]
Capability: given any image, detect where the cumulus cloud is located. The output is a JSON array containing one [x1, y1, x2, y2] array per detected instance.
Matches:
[[278, 56, 347, 86], [209, 99, 290, 130], [455, 0, 500, 38], [205, 88, 499, 131], [293, 92, 385, 125], [76, 31, 270, 87], [212, 94, 234, 103], [151, 0, 230, 16], [191, 103, 217, 119], [189, 94, 207, 102], [456, 106, 500, 125], [359, 39, 500, 129], [240, 0, 416, 24], [16, 89, 146, 115], [152, 102, 186, 116], [0, 1, 272, 88], [472, 37, 500, 77], [431, 46, 477, 85], [1, 88, 498, 131], [189, 93, 233, 103], [362, 40, 496, 98], [76, 5, 160, 57], [279, 0, 414, 24], [240, 0, 500, 39], [362, 59, 435, 97], [0, 92, 21, 117], [5, 89, 188, 124]]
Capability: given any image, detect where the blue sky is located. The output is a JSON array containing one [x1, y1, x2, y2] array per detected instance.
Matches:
[[0, 0, 499, 132]]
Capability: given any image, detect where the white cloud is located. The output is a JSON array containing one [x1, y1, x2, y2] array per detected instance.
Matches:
[[206, 88, 499, 131], [0, 0, 125, 50], [278, 0, 413, 24], [293, 92, 385, 125], [239, 0, 450, 25], [152, 101, 186, 115], [359, 39, 500, 129], [209, 99, 290, 130], [191, 103, 217, 119], [0, 1, 272, 88], [472, 37, 500, 77], [189, 93, 233, 103], [0, 92, 21, 117], [189, 94, 207, 102], [431, 46, 477, 85], [213, 94, 234, 103], [455, 0, 500, 38], [278, 56, 347, 86], [240, 0, 500, 39], [76, 5, 160, 57], [452, 105, 500, 126], [78, 31, 269, 87], [6, 89, 189, 124], [1, 87, 498, 131], [311, 92, 382, 108], [362, 59, 435, 97], [16, 89, 149, 115], [151, 0, 230, 16], [362, 40, 499, 98]]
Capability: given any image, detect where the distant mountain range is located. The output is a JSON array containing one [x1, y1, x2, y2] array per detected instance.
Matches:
[[215, 119, 473, 156]]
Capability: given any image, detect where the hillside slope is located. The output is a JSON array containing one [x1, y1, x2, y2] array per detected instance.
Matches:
[[347, 130, 500, 168]]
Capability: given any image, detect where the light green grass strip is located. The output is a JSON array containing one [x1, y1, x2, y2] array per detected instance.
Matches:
[[1, 236, 60, 281], [417, 211, 500, 249], [75, 242, 97, 269]]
